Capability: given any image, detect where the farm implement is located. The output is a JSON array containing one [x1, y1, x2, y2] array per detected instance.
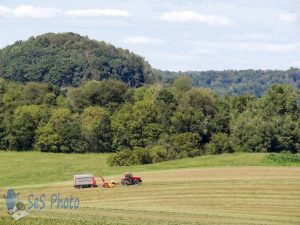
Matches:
[[73, 173, 141, 189]]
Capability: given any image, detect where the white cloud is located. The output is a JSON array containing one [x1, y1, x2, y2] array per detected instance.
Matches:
[[238, 42, 300, 53], [123, 36, 162, 45], [160, 11, 232, 26], [0, 5, 129, 19], [0, 5, 10, 16], [65, 9, 129, 17], [12, 5, 60, 19], [277, 12, 298, 23], [192, 40, 300, 53], [0, 4, 60, 19]]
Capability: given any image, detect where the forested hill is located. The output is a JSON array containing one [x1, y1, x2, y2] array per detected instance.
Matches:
[[1, 32, 300, 95], [0, 32, 153, 87], [156, 68, 300, 96]]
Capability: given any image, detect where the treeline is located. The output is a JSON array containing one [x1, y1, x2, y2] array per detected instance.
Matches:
[[156, 67, 300, 96], [0, 77, 299, 166], [0, 33, 154, 87], [2, 32, 300, 97]]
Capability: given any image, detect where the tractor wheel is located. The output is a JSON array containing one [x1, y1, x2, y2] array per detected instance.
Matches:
[[121, 179, 125, 185], [124, 180, 130, 185], [133, 180, 140, 185]]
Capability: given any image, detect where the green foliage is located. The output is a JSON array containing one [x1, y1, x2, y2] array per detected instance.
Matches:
[[205, 133, 233, 155], [22, 82, 50, 104], [6, 105, 47, 150], [68, 79, 128, 111], [0, 73, 299, 166], [157, 68, 300, 96], [108, 145, 169, 166], [0, 32, 153, 87], [36, 108, 85, 153], [107, 149, 139, 166], [171, 76, 193, 97], [169, 132, 201, 158], [112, 96, 160, 149], [266, 153, 300, 164], [81, 106, 113, 152], [148, 146, 168, 163]]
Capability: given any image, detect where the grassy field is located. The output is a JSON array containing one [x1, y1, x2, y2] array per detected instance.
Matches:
[[0, 152, 299, 225], [0, 151, 299, 187]]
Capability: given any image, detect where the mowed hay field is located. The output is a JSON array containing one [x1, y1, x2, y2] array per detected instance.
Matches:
[[0, 153, 299, 225]]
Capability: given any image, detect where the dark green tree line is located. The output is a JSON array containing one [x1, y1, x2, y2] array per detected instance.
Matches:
[[0, 77, 298, 166]]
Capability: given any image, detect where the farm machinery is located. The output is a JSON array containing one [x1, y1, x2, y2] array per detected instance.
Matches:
[[73, 173, 142, 189], [121, 173, 142, 185], [99, 176, 117, 188]]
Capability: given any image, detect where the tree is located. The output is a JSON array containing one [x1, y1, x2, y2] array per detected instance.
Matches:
[[205, 133, 233, 155], [155, 89, 178, 132], [68, 79, 128, 111], [81, 106, 112, 152], [22, 82, 49, 105], [7, 105, 47, 150], [172, 76, 192, 95], [36, 108, 85, 153], [171, 88, 215, 144], [6, 105, 47, 150], [168, 132, 201, 158], [112, 99, 160, 149], [257, 84, 299, 118], [35, 123, 60, 152], [231, 112, 273, 152]]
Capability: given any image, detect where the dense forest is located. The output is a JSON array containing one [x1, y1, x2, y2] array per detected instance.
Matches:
[[157, 68, 300, 96], [0, 77, 298, 166], [1, 33, 300, 97], [0, 33, 154, 87], [0, 32, 299, 166]]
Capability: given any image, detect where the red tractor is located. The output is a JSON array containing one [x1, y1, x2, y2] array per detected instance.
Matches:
[[121, 173, 142, 185]]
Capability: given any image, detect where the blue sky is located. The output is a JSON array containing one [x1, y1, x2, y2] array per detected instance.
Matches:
[[0, 0, 299, 71]]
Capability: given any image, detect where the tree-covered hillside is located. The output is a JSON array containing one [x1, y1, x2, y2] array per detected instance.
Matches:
[[0, 32, 153, 87], [1, 32, 299, 96], [157, 68, 300, 96]]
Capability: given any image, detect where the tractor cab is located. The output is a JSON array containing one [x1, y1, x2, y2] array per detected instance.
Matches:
[[124, 173, 133, 179]]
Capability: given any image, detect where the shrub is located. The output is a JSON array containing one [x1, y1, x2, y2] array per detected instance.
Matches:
[[169, 132, 201, 158], [205, 133, 233, 155], [107, 149, 138, 166], [133, 147, 152, 164], [266, 153, 300, 163], [149, 146, 168, 163]]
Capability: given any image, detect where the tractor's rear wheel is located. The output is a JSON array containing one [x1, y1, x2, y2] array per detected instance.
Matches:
[[124, 180, 130, 185], [133, 180, 140, 185]]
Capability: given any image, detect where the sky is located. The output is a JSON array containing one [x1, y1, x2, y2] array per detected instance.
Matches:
[[0, 0, 299, 71]]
